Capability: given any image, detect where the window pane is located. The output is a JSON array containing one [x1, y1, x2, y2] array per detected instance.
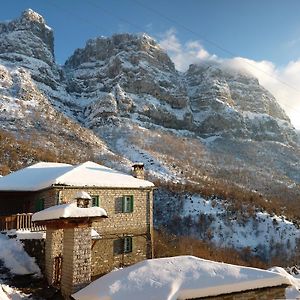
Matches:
[[124, 237, 132, 253], [122, 196, 133, 213], [91, 195, 99, 207], [113, 239, 123, 255]]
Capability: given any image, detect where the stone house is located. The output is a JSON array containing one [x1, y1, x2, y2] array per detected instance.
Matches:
[[0, 161, 154, 278]]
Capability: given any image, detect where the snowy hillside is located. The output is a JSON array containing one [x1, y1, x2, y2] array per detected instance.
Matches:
[[183, 195, 300, 256], [61, 28, 300, 203], [155, 191, 300, 262]]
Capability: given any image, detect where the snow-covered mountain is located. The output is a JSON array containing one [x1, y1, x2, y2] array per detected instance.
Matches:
[[64, 33, 297, 144], [155, 190, 300, 262], [61, 31, 300, 199], [0, 9, 123, 168], [0, 10, 300, 261]]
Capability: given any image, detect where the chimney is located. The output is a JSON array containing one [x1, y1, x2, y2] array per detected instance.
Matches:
[[75, 191, 92, 208], [132, 163, 145, 180]]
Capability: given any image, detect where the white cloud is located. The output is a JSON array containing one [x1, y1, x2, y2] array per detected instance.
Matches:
[[223, 57, 300, 130], [158, 30, 300, 129], [158, 28, 216, 71]]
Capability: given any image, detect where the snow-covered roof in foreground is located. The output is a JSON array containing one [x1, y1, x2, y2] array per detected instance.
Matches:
[[0, 161, 154, 191], [72, 256, 291, 300], [32, 202, 107, 222]]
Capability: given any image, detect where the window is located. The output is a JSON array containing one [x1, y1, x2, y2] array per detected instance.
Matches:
[[56, 191, 62, 205], [122, 195, 134, 213], [124, 236, 133, 253], [91, 195, 100, 207], [35, 198, 44, 212], [113, 237, 133, 255]]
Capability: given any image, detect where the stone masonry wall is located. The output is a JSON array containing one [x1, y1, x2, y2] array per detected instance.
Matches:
[[28, 186, 153, 279], [61, 225, 92, 298], [21, 239, 45, 272], [45, 228, 63, 285], [58, 188, 152, 233], [91, 234, 148, 277], [28, 188, 58, 212], [188, 284, 288, 300], [32, 187, 153, 234], [59, 187, 153, 277]]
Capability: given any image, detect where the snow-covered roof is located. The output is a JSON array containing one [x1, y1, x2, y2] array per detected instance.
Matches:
[[72, 256, 291, 300], [32, 202, 107, 222], [0, 161, 154, 191], [75, 191, 92, 199]]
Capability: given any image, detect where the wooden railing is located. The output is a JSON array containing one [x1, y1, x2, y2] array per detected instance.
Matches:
[[0, 213, 45, 232]]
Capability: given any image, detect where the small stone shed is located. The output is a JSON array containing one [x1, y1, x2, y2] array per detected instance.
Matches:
[[72, 256, 291, 300]]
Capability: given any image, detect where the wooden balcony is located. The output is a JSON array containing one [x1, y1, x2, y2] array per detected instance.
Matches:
[[0, 213, 45, 232]]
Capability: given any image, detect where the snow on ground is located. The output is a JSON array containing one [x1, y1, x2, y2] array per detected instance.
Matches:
[[0, 233, 40, 276], [5, 229, 99, 240], [182, 195, 300, 255], [72, 256, 291, 300], [114, 135, 176, 182], [269, 267, 300, 299], [6, 230, 46, 240], [0, 283, 29, 300]]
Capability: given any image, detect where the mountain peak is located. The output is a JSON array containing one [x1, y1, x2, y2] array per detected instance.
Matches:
[[65, 33, 174, 71], [20, 9, 48, 27], [0, 9, 54, 62]]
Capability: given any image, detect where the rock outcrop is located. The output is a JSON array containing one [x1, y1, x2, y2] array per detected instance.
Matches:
[[0, 9, 54, 64], [0, 10, 110, 163]]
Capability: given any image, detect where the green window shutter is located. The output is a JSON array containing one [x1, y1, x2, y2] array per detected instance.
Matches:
[[35, 199, 44, 212], [124, 236, 133, 253], [122, 196, 125, 212], [92, 195, 99, 207], [129, 237, 132, 252], [122, 196, 134, 213], [130, 195, 134, 212]]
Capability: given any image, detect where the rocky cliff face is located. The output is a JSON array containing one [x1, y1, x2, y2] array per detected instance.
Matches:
[[0, 10, 111, 164], [185, 63, 297, 142], [64, 34, 189, 128], [0, 10, 299, 199], [0, 9, 54, 65], [64, 34, 297, 144]]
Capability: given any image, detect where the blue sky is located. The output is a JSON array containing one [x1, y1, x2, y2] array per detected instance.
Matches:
[[1, 0, 299, 65], [1, 0, 300, 128]]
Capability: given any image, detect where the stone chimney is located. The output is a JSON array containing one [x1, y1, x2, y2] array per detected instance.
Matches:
[[75, 191, 92, 208], [132, 163, 145, 180]]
